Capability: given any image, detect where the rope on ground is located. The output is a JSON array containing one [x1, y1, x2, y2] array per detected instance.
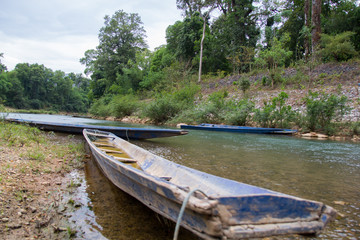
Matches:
[[173, 188, 207, 240]]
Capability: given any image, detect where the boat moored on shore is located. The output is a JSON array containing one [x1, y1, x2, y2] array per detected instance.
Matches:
[[83, 128, 335, 239]]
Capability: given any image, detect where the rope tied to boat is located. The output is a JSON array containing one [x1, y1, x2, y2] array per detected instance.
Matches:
[[126, 128, 130, 141], [173, 188, 207, 240]]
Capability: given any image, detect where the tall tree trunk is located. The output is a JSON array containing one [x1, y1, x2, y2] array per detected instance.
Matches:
[[198, 18, 206, 83], [304, 0, 310, 59], [311, 0, 322, 55], [198, 6, 215, 83]]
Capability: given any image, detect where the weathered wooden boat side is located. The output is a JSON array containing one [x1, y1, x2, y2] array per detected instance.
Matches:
[[83, 129, 336, 239], [181, 123, 297, 135], [6, 118, 188, 139]]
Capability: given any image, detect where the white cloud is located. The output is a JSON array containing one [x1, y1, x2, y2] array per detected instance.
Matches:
[[0, 32, 98, 73], [0, 0, 181, 73]]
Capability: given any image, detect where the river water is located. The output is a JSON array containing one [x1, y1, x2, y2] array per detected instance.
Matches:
[[4, 113, 360, 239]]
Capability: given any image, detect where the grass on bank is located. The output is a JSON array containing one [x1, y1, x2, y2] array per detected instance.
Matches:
[[0, 120, 85, 175]]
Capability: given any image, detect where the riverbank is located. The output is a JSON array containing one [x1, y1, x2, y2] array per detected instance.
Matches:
[[0, 122, 86, 239]]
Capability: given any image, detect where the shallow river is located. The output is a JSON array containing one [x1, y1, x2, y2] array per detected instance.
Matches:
[[5, 113, 360, 239]]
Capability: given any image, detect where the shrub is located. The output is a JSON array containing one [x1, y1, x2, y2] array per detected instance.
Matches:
[[144, 96, 180, 124], [239, 78, 251, 94], [254, 102, 276, 128], [109, 95, 139, 118], [352, 122, 360, 135], [89, 97, 111, 117], [196, 102, 224, 124], [172, 83, 200, 108], [262, 76, 270, 86], [304, 91, 350, 134], [224, 100, 254, 126], [28, 99, 44, 110], [0, 104, 5, 115], [320, 32, 358, 62], [254, 92, 295, 128], [208, 90, 228, 109]]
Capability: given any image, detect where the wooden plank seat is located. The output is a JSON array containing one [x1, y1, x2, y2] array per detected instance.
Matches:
[[113, 156, 137, 163], [99, 148, 123, 154], [93, 142, 115, 147]]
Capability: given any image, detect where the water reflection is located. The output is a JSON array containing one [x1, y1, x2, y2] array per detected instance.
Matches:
[[70, 154, 198, 240]]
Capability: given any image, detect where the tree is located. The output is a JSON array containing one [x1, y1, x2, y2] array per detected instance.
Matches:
[[6, 63, 89, 112], [0, 53, 7, 73], [176, 0, 217, 82], [211, 0, 260, 73], [304, 0, 311, 58], [166, 15, 203, 63], [311, 0, 322, 55], [322, 0, 360, 51], [255, 34, 292, 87], [80, 10, 147, 98]]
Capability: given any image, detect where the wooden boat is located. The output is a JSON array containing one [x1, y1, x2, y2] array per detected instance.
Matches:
[[181, 123, 297, 135], [6, 118, 188, 140], [83, 129, 336, 239]]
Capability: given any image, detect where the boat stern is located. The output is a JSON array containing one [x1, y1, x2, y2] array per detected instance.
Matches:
[[214, 194, 337, 239]]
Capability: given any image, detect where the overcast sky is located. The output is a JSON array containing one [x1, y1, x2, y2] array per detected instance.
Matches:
[[0, 0, 182, 74]]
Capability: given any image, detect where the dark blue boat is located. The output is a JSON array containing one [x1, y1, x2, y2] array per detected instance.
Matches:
[[7, 118, 188, 140], [181, 123, 297, 134], [83, 129, 336, 239]]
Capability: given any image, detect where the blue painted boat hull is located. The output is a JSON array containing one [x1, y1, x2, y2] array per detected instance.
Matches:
[[7, 118, 188, 140], [83, 129, 336, 239], [181, 123, 297, 134]]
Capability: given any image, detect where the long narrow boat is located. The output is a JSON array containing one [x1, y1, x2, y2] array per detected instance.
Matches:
[[83, 129, 336, 239], [181, 123, 297, 134], [6, 118, 188, 140]]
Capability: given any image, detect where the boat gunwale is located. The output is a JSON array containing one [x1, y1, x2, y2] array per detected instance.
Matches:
[[83, 129, 328, 203]]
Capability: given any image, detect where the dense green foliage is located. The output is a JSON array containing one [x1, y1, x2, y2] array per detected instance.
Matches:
[[0, 63, 89, 112], [254, 92, 296, 128], [304, 91, 350, 134], [80, 10, 147, 98], [1, 1, 359, 134], [320, 32, 358, 62]]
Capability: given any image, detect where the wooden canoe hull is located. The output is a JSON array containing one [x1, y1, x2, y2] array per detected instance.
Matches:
[[181, 123, 297, 134], [83, 129, 336, 239], [7, 118, 188, 140]]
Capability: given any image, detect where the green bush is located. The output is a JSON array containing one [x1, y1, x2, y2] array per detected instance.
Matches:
[[195, 102, 225, 124], [172, 83, 200, 108], [89, 97, 111, 117], [254, 92, 295, 128], [352, 122, 360, 135], [224, 99, 254, 126], [320, 32, 358, 62], [262, 76, 270, 86], [304, 91, 350, 134], [208, 90, 228, 109], [109, 95, 139, 118], [0, 104, 5, 113], [144, 96, 180, 124], [238, 78, 251, 94]]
